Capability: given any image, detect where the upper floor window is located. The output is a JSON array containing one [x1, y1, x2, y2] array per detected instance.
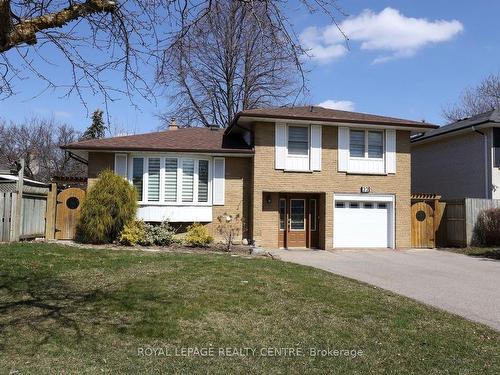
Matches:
[[349, 129, 384, 159], [288, 126, 309, 156]]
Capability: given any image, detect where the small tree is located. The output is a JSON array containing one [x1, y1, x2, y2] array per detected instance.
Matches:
[[77, 170, 137, 244], [216, 213, 242, 251], [81, 109, 106, 140]]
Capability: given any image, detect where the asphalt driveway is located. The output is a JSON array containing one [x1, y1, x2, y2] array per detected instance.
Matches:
[[271, 248, 500, 331]]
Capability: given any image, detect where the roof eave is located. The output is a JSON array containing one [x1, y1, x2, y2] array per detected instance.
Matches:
[[411, 120, 499, 144], [61, 145, 254, 154], [234, 113, 438, 131]]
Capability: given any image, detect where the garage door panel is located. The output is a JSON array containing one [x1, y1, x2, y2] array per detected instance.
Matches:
[[334, 201, 390, 248]]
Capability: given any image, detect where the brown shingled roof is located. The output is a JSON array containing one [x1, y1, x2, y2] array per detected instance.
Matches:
[[62, 127, 253, 153], [232, 106, 438, 129]]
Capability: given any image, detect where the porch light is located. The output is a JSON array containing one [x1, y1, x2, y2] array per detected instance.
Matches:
[[266, 195, 272, 204]]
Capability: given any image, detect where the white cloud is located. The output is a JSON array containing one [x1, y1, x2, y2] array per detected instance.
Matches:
[[300, 7, 463, 64], [300, 26, 347, 63], [318, 100, 355, 111]]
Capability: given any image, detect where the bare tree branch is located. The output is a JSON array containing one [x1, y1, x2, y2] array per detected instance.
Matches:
[[0, 0, 343, 113], [443, 74, 500, 122], [158, 0, 319, 127], [0, 116, 86, 181]]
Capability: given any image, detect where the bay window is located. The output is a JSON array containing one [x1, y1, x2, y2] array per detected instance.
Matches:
[[130, 156, 211, 204], [132, 158, 144, 200], [198, 160, 209, 202], [350, 129, 384, 159], [181, 159, 195, 202], [147, 158, 161, 202], [164, 158, 177, 202]]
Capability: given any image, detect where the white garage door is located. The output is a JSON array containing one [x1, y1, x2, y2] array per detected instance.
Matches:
[[334, 201, 390, 248]]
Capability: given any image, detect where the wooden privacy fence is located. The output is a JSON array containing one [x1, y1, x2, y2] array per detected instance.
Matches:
[[0, 162, 51, 242], [435, 198, 500, 247]]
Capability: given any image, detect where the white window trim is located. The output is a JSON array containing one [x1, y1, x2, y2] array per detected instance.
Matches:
[[287, 125, 310, 159], [114, 153, 128, 178], [212, 157, 225, 205], [349, 129, 385, 161], [127, 153, 212, 206]]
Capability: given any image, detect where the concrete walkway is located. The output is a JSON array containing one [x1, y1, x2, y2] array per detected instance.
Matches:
[[271, 248, 500, 331]]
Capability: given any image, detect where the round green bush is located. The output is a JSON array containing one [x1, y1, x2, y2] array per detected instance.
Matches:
[[77, 170, 138, 244]]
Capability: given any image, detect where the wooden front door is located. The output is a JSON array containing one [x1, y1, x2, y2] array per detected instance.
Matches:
[[55, 188, 86, 240], [279, 194, 320, 249], [411, 201, 435, 248], [288, 198, 307, 247]]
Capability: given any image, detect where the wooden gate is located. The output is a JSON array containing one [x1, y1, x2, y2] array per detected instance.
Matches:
[[55, 188, 85, 240], [0, 192, 14, 242], [411, 194, 441, 248]]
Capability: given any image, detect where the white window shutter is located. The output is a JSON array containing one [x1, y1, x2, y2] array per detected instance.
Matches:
[[338, 127, 349, 172], [114, 154, 128, 178], [213, 157, 225, 205], [310, 125, 322, 171], [386, 129, 396, 174], [275, 122, 286, 169]]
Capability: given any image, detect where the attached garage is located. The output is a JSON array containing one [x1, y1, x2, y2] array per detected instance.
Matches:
[[333, 194, 395, 248]]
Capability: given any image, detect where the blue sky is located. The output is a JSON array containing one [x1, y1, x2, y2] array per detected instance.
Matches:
[[1, 0, 499, 133]]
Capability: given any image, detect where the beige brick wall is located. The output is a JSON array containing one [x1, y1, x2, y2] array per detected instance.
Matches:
[[85, 152, 252, 243], [251, 123, 412, 249], [206, 157, 252, 242]]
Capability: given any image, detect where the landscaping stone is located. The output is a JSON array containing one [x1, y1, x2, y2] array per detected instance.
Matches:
[[250, 247, 264, 256]]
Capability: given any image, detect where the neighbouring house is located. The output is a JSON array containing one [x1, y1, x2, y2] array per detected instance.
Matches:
[[62, 106, 436, 249], [412, 108, 500, 199]]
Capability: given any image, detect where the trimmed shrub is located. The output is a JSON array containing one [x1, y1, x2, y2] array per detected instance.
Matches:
[[474, 208, 500, 246], [138, 221, 176, 246], [77, 170, 137, 244], [185, 223, 213, 247], [119, 221, 145, 246]]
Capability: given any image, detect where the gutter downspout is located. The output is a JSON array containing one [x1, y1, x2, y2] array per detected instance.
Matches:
[[472, 126, 489, 198]]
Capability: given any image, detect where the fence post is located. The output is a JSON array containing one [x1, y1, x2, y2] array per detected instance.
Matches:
[[11, 159, 24, 242], [45, 183, 57, 240]]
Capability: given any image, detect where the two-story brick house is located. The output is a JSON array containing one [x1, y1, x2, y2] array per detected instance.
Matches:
[[63, 106, 436, 249]]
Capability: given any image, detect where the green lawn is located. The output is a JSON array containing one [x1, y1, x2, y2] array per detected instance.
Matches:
[[0, 243, 499, 374], [440, 247, 500, 260]]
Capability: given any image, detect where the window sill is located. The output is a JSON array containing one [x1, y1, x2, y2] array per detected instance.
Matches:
[[345, 171, 389, 176], [137, 202, 212, 206], [287, 154, 309, 158], [283, 169, 314, 173], [349, 157, 385, 161]]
